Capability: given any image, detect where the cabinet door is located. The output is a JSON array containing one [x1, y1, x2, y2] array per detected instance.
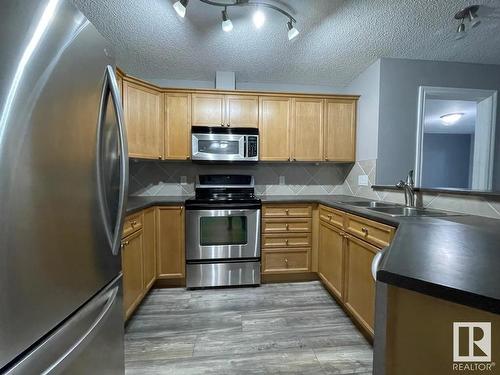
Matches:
[[292, 98, 324, 161], [324, 99, 356, 161], [121, 230, 143, 320], [344, 234, 379, 336], [259, 97, 291, 161], [142, 207, 156, 291], [318, 221, 345, 300], [165, 93, 191, 160], [225, 95, 259, 128], [122, 80, 164, 159], [192, 94, 225, 126], [157, 206, 185, 279]]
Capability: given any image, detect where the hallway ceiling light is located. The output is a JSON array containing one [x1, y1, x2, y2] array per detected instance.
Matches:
[[172, 0, 299, 40], [440, 112, 464, 125], [454, 5, 481, 39], [173, 0, 188, 18], [221, 8, 233, 32], [287, 20, 299, 40]]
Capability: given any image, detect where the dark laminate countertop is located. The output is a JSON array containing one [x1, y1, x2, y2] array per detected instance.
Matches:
[[126, 194, 500, 314]]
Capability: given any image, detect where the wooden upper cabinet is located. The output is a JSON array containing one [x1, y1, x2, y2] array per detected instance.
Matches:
[[324, 99, 356, 162], [259, 97, 291, 161], [292, 98, 324, 161], [225, 95, 259, 128], [192, 94, 225, 126], [192, 94, 258, 128], [165, 93, 191, 160], [122, 80, 164, 159]]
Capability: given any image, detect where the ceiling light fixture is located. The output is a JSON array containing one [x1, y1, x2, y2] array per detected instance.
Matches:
[[287, 19, 299, 40], [253, 9, 265, 29], [454, 5, 481, 39], [172, 0, 299, 40], [173, 0, 189, 18], [440, 112, 464, 125], [221, 7, 233, 32]]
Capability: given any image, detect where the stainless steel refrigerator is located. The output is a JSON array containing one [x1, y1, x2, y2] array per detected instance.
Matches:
[[0, 0, 128, 373]]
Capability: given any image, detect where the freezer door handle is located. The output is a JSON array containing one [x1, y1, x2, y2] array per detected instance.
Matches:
[[4, 281, 120, 374], [96, 65, 129, 256]]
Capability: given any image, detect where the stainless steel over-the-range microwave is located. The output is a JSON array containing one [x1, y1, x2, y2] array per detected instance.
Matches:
[[191, 126, 259, 162]]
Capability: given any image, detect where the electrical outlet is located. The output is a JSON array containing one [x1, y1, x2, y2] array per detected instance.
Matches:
[[180, 176, 187, 185], [358, 175, 369, 186], [279, 176, 285, 185]]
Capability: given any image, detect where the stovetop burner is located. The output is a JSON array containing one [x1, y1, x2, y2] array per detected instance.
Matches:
[[186, 174, 261, 209]]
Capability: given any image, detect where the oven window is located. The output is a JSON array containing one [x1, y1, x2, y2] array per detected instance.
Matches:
[[200, 216, 248, 246], [198, 140, 239, 155]]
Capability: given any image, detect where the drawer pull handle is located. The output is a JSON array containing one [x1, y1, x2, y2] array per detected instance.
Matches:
[[361, 227, 369, 235], [121, 240, 129, 248]]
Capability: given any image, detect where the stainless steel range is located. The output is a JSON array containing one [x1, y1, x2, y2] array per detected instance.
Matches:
[[185, 175, 261, 288]]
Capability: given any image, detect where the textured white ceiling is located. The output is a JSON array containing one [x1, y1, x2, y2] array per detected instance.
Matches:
[[424, 99, 476, 134], [73, 0, 500, 86]]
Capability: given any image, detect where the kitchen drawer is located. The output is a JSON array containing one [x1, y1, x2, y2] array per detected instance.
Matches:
[[262, 204, 312, 218], [262, 233, 312, 248], [122, 212, 143, 238], [319, 205, 344, 229], [345, 213, 395, 248], [262, 248, 311, 274], [262, 218, 312, 234]]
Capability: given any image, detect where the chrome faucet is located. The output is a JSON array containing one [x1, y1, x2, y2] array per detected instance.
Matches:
[[396, 170, 415, 207]]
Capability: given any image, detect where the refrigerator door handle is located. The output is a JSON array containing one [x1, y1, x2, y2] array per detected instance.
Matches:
[[96, 65, 129, 256], [4, 281, 120, 375]]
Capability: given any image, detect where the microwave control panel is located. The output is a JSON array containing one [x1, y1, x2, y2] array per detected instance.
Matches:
[[247, 136, 258, 157]]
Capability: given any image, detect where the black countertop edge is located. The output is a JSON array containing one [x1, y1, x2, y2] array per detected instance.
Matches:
[[377, 271, 500, 315], [372, 185, 500, 198]]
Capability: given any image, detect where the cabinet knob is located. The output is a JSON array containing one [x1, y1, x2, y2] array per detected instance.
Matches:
[[325, 157, 329, 161], [285, 224, 289, 230], [285, 209, 289, 215], [285, 239, 289, 246], [361, 227, 369, 235], [158, 156, 162, 160], [287, 157, 291, 162], [221, 123, 224, 127], [284, 258, 289, 267], [293, 158, 297, 161], [131, 220, 137, 226], [226, 123, 230, 127], [186, 156, 190, 160]]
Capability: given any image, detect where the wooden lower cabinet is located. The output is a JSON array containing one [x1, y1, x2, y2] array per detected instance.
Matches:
[[157, 206, 185, 279], [121, 230, 143, 320], [318, 220, 345, 300], [262, 248, 311, 274], [344, 234, 380, 336], [142, 207, 156, 290]]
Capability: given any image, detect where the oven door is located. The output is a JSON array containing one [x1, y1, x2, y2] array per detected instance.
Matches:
[[191, 133, 245, 161], [186, 209, 260, 260]]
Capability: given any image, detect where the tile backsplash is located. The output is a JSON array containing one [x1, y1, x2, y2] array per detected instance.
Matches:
[[129, 160, 353, 197], [129, 159, 500, 219]]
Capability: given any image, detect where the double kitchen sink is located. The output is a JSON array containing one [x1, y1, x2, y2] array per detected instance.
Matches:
[[339, 200, 459, 217]]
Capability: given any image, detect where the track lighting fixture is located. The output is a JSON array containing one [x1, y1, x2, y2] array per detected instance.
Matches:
[[287, 20, 299, 40], [173, 0, 188, 18], [172, 0, 299, 40], [454, 5, 481, 39], [221, 8, 233, 32]]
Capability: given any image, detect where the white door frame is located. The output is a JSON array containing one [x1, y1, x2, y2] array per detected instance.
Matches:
[[415, 86, 497, 189]]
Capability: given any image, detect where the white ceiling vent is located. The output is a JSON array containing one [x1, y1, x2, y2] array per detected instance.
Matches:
[[216, 71, 235, 90]]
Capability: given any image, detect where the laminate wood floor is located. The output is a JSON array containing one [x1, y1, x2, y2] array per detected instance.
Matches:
[[125, 281, 373, 374]]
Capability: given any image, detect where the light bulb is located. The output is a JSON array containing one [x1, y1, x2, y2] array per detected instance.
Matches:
[[221, 9, 233, 32], [440, 113, 464, 125], [253, 10, 265, 29], [287, 21, 299, 40], [173, 0, 188, 18]]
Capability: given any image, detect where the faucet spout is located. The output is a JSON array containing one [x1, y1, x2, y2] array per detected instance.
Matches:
[[396, 171, 416, 207]]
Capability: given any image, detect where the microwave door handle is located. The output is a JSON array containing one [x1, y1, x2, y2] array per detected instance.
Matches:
[[244, 137, 248, 158]]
